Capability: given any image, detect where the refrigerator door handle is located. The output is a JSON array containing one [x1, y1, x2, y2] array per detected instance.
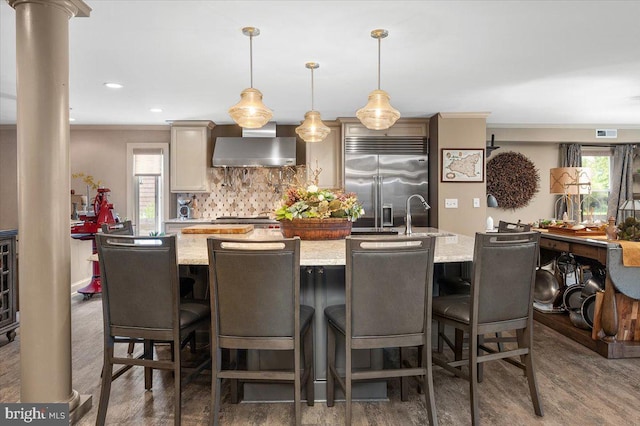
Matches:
[[378, 175, 384, 229], [373, 175, 379, 229]]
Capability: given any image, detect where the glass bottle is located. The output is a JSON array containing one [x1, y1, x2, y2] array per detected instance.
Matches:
[[605, 216, 617, 240], [191, 194, 199, 219]]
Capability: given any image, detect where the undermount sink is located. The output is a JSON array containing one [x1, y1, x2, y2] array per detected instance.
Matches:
[[350, 228, 400, 235], [350, 230, 400, 236], [350, 228, 453, 237], [408, 232, 454, 237]]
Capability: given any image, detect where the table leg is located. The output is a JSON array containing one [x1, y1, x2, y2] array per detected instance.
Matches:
[[600, 275, 618, 341]]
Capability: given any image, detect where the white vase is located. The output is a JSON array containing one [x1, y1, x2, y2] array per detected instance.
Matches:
[[486, 216, 494, 231]]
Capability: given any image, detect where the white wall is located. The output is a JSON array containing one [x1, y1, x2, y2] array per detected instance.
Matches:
[[69, 126, 171, 220]]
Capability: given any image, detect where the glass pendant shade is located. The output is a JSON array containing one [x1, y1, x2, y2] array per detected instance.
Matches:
[[228, 87, 272, 129], [357, 29, 401, 130], [356, 89, 400, 130], [229, 27, 272, 129], [296, 110, 331, 143], [296, 62, 330, 143]]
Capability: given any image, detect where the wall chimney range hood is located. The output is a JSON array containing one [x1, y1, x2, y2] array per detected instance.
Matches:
[[212, 122, 296, 167]]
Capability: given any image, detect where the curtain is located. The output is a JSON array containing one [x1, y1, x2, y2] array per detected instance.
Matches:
[[557, 144, 582, 219], [560, 143, 582, 167], [607, 144, 635, 222]]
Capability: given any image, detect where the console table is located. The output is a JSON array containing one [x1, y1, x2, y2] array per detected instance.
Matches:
[[0, 229, 19, 343], [535, 232, 640, 358]]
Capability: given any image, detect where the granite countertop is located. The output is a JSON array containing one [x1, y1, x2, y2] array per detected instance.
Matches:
[[165, 218, 213, 224], [176, 227, 474, 266]]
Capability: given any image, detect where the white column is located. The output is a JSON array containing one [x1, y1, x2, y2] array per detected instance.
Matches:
[[8, 0, 91, 421]]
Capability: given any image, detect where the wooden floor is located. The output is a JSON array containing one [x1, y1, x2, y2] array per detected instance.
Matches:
[[1, 294, 639, 425]]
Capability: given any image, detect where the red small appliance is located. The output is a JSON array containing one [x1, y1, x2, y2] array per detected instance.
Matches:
[[71, 188, 116, 299]]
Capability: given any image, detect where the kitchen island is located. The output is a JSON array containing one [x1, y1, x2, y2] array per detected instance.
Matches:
[[174, 227, 475, 266], [536, 231, 640, 359], [176, 227, 474, 402]]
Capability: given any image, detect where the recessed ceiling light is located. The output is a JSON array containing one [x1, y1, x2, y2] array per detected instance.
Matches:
[[149, 108, 163, 113], [104, 82, 123, 89]]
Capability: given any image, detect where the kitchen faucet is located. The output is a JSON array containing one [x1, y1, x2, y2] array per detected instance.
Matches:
[[405, 194, 430, 235]]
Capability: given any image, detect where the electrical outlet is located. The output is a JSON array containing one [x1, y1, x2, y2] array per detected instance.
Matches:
[[473, 198, 480, 208], [444, 198, 458, 208]]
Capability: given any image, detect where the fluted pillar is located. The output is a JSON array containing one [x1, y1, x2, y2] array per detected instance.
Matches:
[[8, 0, 92, 422]]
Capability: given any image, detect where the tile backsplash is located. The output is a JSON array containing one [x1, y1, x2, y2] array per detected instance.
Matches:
[[178, 167, 304, 219]]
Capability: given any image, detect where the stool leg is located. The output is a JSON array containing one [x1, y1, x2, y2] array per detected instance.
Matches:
[[144, 340, 153, 390], [454, 328, 464, 371], [230, 349, 239, 404], [304, 323, 315, 406], [400, 347, 408, 402], [326, 325, 336, 407]]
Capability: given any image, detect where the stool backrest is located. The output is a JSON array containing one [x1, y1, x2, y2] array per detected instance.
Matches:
[[471, 232, 540, 324], [498, 220, 531, 233], [208, 238, 300, 338], [346, 236, 435, 338], [96, 234, 179, 334], [101, 220, 134, 235]]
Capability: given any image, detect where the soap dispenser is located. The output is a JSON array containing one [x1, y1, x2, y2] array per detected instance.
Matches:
[[486, 216, 494, 231]]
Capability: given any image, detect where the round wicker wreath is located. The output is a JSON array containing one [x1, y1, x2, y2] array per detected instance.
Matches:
[[486, 151, 539, 210]]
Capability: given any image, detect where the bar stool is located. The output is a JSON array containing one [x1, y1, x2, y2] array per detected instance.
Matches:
[[95, 234, 210, 426], [325, 236, 438, 426], [432, 232, 543, 425], [207, 237, 314, 426]]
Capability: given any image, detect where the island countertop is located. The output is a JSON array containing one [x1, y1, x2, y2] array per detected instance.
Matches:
[[175, 227, 474, 266]]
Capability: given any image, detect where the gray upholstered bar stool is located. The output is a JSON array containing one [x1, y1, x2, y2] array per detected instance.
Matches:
[[95, 234, 210, 426], [436, 220, 532, 354], [432, 232, 543, 425], [101, 221, 196, 298], [207, 237, 314, 426], [325, 236, 438, 426], [101, 221, 138, 355]]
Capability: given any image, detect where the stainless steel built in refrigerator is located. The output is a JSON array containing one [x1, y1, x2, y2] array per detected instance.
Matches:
[[344, 136, 428, 231]]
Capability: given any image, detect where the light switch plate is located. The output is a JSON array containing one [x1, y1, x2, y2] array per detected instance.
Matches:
[[473, 198, 480, 208], [444, 198, 458, 208]]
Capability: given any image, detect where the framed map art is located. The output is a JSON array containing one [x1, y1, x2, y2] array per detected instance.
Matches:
[[441, 148, 484, 182]]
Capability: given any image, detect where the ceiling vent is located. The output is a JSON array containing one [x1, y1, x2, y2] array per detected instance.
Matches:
[[596, 129, 617, 139]]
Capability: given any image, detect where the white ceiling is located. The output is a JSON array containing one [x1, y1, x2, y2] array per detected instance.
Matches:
[[2, 0, 640, 127]]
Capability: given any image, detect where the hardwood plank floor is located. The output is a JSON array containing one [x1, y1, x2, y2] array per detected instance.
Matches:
[[1, 293, 639, 425]]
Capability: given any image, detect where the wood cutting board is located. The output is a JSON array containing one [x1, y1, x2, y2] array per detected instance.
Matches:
[[181, 224, 254, 234], [546, 225, 606, 237]]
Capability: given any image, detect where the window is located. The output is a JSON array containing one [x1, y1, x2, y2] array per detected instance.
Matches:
[[581, 148, 612, 223], [126, 144, 169, 235]]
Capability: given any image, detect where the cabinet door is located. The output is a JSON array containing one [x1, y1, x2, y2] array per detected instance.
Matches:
[[170, 125, 211, 192], [306, 125, 342, 189], [343, 121, 427, 138]]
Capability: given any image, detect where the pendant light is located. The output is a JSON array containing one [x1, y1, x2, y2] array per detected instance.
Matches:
[[356, 29, 400, 130], [228, 27, 273, 129], [295, 62, 331, 143]]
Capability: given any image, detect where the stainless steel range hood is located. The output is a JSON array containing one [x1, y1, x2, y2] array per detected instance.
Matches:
[[212, 123, 296, 167]]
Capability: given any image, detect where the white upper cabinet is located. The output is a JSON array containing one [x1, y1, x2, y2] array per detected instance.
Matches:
[[170, 121, 214, 192]]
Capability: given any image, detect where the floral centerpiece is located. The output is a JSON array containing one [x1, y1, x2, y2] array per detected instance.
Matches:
[[274, 168, 364, 240], [274, 184, 363, 222]]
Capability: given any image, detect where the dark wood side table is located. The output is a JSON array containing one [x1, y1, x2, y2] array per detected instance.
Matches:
[[0, 229, 19, 343], [534, 231, 640, 359]]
